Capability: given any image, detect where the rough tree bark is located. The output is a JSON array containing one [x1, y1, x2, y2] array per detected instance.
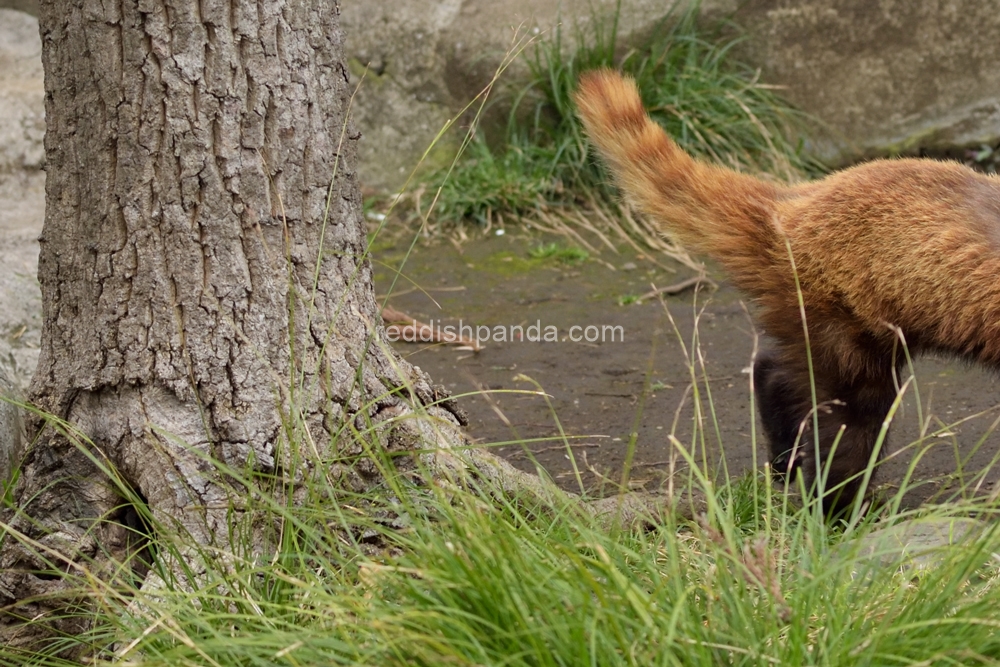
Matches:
[[0, 0, 696, 653], [0, 0, 471, 648]]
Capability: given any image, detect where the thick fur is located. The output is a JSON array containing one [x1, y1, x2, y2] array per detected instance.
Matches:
[[575, 69, 1000, 512]]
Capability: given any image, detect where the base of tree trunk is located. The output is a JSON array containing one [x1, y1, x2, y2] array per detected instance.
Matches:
[[0, 402, 704, 654]]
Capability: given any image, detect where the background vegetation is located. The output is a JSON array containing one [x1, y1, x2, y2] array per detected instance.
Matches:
[[421, 0, 822, 231]]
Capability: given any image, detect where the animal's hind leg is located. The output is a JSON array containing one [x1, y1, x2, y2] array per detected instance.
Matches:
[[753, 349, 807, 475], [754, 348, 898, 514]]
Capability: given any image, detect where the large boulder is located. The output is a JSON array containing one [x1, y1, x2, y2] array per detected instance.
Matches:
[[734, 1, 1000, 162], [11, 2, 998, 191], [0, 8, 44, 392], [343, 0, 1000, 192], [0, 0, 36, 16], [0, 7, 44, 174], [0, 7, 40, 481], [340, 0, 737, 192]]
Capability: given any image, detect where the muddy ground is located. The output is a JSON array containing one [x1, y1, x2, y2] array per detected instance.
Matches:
[[374, 226, 1000, 507], [3, 171, 1000, 508]]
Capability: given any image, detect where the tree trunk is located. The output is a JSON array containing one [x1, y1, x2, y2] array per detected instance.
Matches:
[[0, 0, 698, 654], [0, 0, 467, 649]]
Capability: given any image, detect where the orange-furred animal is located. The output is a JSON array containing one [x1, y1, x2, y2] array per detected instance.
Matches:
[[575, 69, 1000, 512]]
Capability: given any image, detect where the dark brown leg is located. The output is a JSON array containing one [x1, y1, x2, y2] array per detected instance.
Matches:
[[753, 349, 805, 475], [754, 349, 898, 515]]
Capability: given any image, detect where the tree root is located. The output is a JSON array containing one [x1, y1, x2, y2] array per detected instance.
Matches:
[[422, 416, 707, 531]]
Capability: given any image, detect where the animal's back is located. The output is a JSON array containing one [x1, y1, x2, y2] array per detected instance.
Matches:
[[576, 67, 1000, 366], [776, 159, 1000, 364]]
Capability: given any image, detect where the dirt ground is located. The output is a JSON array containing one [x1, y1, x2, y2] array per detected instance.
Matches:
[[4, 169, 1000, 508], [374, 226, 1000, 508]]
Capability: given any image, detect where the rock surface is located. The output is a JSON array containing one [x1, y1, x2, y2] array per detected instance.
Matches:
[[735, 1, 1000, 161], [844, 517, 991, 571], [0, 7, 44, 174], [0, 9, 43, 392], [0, 7, 41, 481], [0, 368, 23, 486], [7, 2, 1000, 191], [340, 0, 738, 192], [0, 0, 35, 18], [343, 0, 1000, 191]]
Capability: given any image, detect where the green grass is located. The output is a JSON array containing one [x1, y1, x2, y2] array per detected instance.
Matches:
[[528, 242, 589, 264], [7, 266, 1000, 667], [424, 0, 822, 228], [7, 203, 1000, 666], [6, 437, 1000, 666]]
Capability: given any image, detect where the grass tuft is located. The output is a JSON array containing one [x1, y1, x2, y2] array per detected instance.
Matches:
[[422, 0, 822, 231], [7, 440, 1000, 666], [528, 241, 589, 264]]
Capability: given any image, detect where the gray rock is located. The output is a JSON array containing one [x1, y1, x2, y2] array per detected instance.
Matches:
[[0, 367, 23, 485], [735, 1, 1000, 165], [844, 517, 992, 571], [0, 1, 36, 17], [343, 0, 1000, 192], [0, 9, 42, 392], [0, 170, 42, 392], [342, 0, 737, 192], [0, 8, 44, 174]]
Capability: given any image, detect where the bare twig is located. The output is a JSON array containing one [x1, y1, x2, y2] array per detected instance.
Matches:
[[638, 276, 718, 302], [381, 306, 481, 351]]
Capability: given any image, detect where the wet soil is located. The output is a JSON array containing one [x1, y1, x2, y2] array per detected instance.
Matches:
[[373, 228, 1000, 507]]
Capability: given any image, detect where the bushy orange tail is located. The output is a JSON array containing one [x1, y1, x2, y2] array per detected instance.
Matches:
[[574, 69, 784, 271]]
